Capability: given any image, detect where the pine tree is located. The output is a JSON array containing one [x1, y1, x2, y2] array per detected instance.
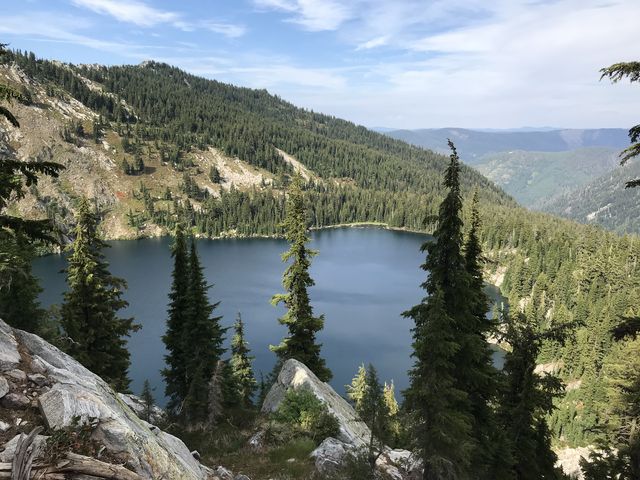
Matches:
[[183, 237, 226, 426], [205, 360, 225, 428], [60, 198, 138, 391], [140, 379, 154, 423], [403, 141, 478, 479], [230, 312, 257, 408], [162, 224, 190, 414], [360, 364, 390, 474], [0, 234, 45, 333], [270, 176, 331, 382], [404, 287, 473, 479], [347, 364, 368, 413], [463, 190, 503, 477], [383, 381, 401, 441], [499, 311, 567, 480]]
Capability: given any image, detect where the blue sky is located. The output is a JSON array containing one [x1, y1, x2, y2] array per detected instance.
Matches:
[[2, 0, 638, 129]]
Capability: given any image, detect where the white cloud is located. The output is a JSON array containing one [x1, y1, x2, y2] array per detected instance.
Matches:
[[71, 0, 246, 38], [355, 36, 389, 50], [71, 0, 178, 27], [254, 0, 353, 31]]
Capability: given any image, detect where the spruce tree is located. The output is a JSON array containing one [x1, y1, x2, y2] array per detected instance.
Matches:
[[140, 379, 154, 423], [347, 364, 368, 412], [230, 312, 257, 408], [271, 175, 331, 381], [60, 198, 138, 391], [360, 364, 391, 474], [405, 286, 473, 479], [499, 311, 567, 480], [183, 237, 225, 426], [0, 234, 45, 333], [463, 190, 503, 477], [403, 141, 477, 479], [162, 224, 190, 414]]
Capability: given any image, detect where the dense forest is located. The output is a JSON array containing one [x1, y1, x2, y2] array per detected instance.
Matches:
[[2, 47, 640, 478]]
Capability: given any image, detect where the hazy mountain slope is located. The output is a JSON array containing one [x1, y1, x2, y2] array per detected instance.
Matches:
[[542, 160, 640, 234], [386, 127, 629, 164], [475, 147, 621, 208]]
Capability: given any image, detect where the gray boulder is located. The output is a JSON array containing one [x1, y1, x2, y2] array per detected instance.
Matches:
[[310, 437, 351, 475], [0, 319, 211, 480], [263, 359, 421, 479], [262, 359, 371, 446]]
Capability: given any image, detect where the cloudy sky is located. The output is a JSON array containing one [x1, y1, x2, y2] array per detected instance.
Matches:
[[2, 0, 638, 129]]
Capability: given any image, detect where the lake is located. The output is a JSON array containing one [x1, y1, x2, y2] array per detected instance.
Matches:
[[32, 227, 504, 404]]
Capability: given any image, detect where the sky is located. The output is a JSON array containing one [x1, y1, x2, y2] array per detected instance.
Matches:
[[2, 0, 638, 129]]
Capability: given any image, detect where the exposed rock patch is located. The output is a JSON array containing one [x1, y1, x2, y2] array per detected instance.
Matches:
[[0, 319, 227, 479]]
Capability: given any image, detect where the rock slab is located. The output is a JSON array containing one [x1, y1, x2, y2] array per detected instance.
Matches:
[[0, 319, 210, 480]]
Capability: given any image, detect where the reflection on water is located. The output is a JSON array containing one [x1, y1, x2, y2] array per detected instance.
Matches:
[[33, 227, 505, 404]]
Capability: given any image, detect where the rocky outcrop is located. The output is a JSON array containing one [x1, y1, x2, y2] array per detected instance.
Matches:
[[263, 359, 422, 479], [262, 358, 371, 447], [0, 319, 213, 479]]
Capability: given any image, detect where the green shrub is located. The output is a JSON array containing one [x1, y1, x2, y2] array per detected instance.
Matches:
[[272, 388, 340, 443]]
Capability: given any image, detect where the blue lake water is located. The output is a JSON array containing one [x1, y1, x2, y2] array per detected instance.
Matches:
[[32, 227, 503, 404]]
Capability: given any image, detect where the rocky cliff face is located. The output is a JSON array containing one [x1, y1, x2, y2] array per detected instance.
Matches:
[[0, 318, 220, 479]]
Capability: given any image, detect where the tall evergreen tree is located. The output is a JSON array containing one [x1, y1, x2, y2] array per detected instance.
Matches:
[[404, 287, 473, 479], [230, 312, 257, 407], [360, 364, 390, 475], [140, 379, 154, 423], [499, 311, 567, 480], [162, 224, 190, 414], [347, 364, 368, 412], [463, 190, 504, 477], [183, 237, 226, 426], [270, 175, 331, 382], [403, 141, 485, 479], [0, 234, 45, 333], [60, 198, 138, 391], [1, 44, 63, 298]]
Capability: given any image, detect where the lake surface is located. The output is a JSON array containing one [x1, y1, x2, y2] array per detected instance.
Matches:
[[33, 227, 503, 404]]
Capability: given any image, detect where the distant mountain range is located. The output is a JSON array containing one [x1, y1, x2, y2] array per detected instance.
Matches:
[[384, 127, 630, 163], [382, 127, 638, 233]]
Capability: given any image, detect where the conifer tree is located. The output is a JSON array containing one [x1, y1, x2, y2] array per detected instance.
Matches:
[[271, 175, 331, 381], [347, 364, 368, 413], [60, 198, 138, 391], [360, 364, 390, 475], [403, 141, 477, 479], [183, 238, 226, 426], [0, 234, 45, 333], [141, 379, 154, 423], [405, 286, 473, 479], [162, 224, 190, 414], [230, 312, 257, 407], [383, 381, 401, 441], [463, 190, 503, 476], [204, 360, 225, 428], [499, 311, 567, 480]]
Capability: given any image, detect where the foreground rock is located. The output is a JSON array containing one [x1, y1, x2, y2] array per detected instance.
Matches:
[[263, 359, 422, 479], [0, 319, 232, 480]]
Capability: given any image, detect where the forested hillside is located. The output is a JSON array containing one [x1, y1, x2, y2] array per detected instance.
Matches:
[[543, 159, 640, 234], [2, 48, 640, 467], [475, 147, 621, 208]]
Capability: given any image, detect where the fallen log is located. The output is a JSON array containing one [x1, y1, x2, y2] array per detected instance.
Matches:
[[0, 452, 143, 480]]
